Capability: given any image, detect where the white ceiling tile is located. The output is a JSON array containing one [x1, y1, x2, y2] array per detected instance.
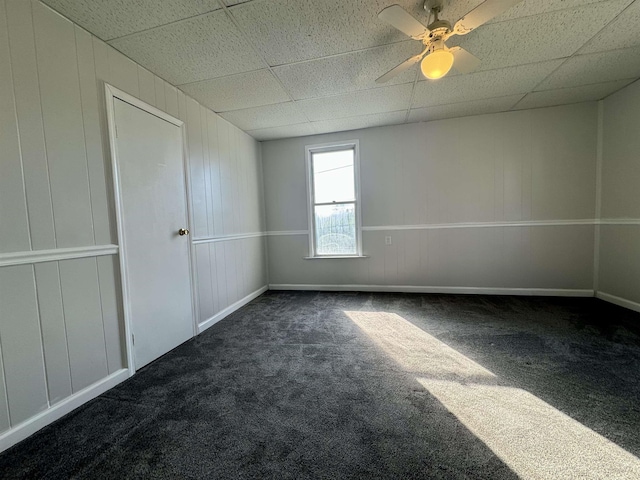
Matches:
[[274, 41, 422, 100], [312, 111, 407, 136], [41, 0, 221, 41], [180, 69, 290, 112], [487, 0, 625, 23], [418, 0, 617, 27], [407, 95, 524, 123], [449, 0, 632, 72], [536, 46, 640, 90], [297, 84, 414, 121], [247, 123, 316, 142], [108, 10, 265, 85], [579, 0, 640, 53], [514, 79, 634, 109], [229, 0, 442, 66], [220, 102, 308, 131], [412, 60, 563, 109]]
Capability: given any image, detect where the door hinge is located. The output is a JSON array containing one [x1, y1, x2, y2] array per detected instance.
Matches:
[[115, 125, 118, 138], [132, 333, 135, 345]]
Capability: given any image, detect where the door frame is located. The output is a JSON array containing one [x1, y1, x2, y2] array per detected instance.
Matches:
[[104, 83, 198, 376]]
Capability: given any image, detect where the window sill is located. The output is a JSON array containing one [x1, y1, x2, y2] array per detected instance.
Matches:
[[304, 255, 369, 260]]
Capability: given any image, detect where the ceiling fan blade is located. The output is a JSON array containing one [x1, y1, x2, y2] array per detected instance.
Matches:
[[379, 5, 429, 39], [450, 46, 481, 74], [453, 0, 523, 36], [375, 52, 425, 84]]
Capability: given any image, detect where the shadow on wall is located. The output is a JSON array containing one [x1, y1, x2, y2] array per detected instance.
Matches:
[[345, 310, 640, 480]]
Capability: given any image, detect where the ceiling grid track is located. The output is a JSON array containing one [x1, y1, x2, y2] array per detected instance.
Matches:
[[514, 0, 638, 109], [215, 0, 316, 132]]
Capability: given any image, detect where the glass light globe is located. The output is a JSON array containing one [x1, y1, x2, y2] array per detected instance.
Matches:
[[421, 50, 454, 80]]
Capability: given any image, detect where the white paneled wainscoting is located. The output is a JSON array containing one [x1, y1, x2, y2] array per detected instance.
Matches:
[[192, 233, 268, 333], [0, 246, 126, 451], [267, 219, 640, 302]]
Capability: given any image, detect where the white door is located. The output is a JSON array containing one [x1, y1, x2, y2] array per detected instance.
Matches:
[[113, 97, 194, 369]]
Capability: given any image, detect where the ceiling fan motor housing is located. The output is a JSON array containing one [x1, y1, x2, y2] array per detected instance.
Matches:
[[426, 19, 452, 41]]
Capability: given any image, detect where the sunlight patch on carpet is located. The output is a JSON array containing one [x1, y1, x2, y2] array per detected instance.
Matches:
[[345, 310, 640, 479]]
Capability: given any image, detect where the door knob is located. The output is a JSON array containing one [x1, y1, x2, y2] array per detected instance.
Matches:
[[178, 228, 190, 236]]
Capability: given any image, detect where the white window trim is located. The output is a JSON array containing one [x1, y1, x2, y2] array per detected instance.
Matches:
[[305, 140, 364, 258]]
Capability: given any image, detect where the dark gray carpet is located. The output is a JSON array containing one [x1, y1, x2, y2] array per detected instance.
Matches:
[[2, 292, 640, 479]]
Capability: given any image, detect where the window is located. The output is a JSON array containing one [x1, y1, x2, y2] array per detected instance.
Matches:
[[306, 141, 362, 257]]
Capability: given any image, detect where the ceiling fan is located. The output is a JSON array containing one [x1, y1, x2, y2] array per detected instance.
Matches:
[[377, 0, 523, 82]]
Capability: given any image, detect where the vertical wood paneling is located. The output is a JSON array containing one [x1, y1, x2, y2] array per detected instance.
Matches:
[[215, 243, 228, 309], [33, 1, 94, 248], [165, 84, 179, 118], [0, 341, 9, 433], [76, 26, 112, 246], [418, 231, 429, 284], [240, 135, 250, 232], [137, 66, 156, 107], [402, 231, 420, 285], [0, 0, 31, 254], [208, 243, 220, 313], [224, 241, 239, 303], [384, 232, 399, 285], [359, 130, 396, 227], [218, 120, 234, 235], [0, 265, 48, 425], [499, 114, 528, 221], [230, 128, 241, 234], [236, 134, 246, 233], [201, 106, 214, 236], [244, 238, 257, 292], [255, 237, 266, 291], [365, 231, 384, 284], [34, 262, 72, 404], [91, 37, 116, 245], [6, 0, 55, 251], [154, 76, 166, 111], [107, 45, 139, 97], [97, 256, 125, 373], [59, 258, 108, 392], [399, 127, 425, 225], [195, 244, 214, 322], [207, 111, 225, 237], [186, 97, 208, 238], [250, 137, 260, 232], [235, 239, 245, 298]]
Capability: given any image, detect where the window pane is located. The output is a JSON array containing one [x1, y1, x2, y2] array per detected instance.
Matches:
[[314, 203, 356, 255], [312, 149, 355, 204]]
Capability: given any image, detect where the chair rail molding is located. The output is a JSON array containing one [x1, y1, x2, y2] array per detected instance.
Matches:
[[0, 245, 119, 267]]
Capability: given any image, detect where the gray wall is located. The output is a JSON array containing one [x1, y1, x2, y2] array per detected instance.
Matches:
[[598, 79, 640, 305], [262, 103, 598, 291], [0, 0, 266, 441]]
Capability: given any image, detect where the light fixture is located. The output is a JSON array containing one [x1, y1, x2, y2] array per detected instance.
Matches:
[[420, 47, 454, 80]]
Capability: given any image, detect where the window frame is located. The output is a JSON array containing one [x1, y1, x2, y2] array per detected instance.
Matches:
[[305, 140, 363, 258]]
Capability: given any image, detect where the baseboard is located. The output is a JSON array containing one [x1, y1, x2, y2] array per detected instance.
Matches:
[[0, 369, 129, 453], [269, 284, 594, 297], [198, 285, 268, 333], [596, 291, 640, 313]]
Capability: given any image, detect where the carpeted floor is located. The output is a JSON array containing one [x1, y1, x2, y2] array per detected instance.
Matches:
[[2, 292, 640, 479]]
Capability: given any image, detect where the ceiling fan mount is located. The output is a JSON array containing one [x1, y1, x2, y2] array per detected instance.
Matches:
[[376, 0, 523, 83], [423, 0, 444, 15], [422, 1, 452, 47]]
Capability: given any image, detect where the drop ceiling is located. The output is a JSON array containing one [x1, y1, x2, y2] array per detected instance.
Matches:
[[42, 0, 640, 141]]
